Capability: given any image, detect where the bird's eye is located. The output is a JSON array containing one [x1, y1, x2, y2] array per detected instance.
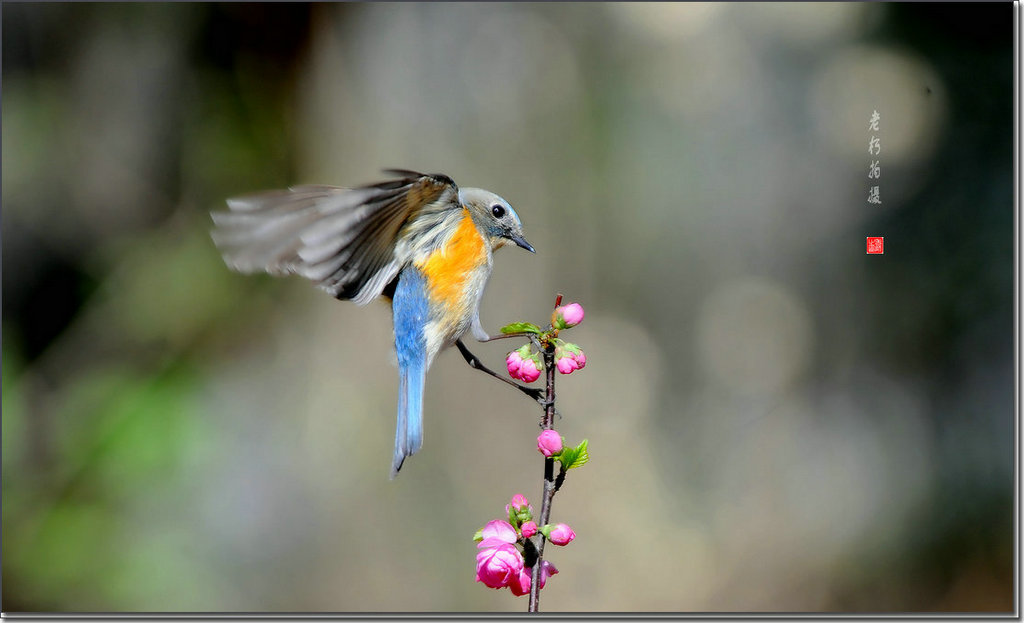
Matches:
[[491, 204, 506, 219]]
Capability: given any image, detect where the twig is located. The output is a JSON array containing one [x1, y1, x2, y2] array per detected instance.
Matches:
[[479, 331, 537, 342], [528, 295, 561, 612]]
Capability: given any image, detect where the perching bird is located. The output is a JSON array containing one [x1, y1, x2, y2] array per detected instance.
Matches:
[[211, 170, 534, 477]]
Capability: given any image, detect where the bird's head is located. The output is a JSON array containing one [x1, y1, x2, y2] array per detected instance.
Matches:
[[459, 187, 534, 253]]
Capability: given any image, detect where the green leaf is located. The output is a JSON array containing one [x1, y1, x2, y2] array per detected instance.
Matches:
[[557, 447, 578, 468], [565, 439, 589, 469], [473, 529, 484, 542], [500, 322, 543, 335]]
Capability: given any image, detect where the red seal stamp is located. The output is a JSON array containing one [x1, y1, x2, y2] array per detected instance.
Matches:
[[866, 237, 884, 254]]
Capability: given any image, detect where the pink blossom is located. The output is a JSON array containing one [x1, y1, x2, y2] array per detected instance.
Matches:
[[547, 523, 576, 546], [477, 536, 514, 551], [537, 430, 563, 457], [508, 567, 532, 596], [538, 560, 558, 589], [554, 303, 585, 329], [477, 520, 518, 548], [555, 356, 578, 375], [506, 350, 523, 378], [505, 494, 531, 515], [475, 542, 524, 589], [508, 560, 558, 596], [555, 344, 586, 375], [520, 521, 538, 538], [518, 357, 541, 383]]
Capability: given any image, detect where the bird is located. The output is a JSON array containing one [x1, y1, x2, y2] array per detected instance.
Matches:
[[210, 169, 534, 477]]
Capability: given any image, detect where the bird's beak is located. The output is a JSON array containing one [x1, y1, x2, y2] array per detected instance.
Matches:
[[509, 233, 535, 253]]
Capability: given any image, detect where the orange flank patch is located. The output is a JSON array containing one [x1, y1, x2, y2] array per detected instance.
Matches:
[[417, 210, 486, 311]]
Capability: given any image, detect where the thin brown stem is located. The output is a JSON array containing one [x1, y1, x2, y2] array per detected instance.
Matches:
[[479, 331, 535, 342], [528, 341, 557, 612]]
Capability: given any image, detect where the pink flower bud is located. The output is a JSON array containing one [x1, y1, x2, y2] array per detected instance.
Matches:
[[508, 567, 532, 596], [547, 523, 576, 546], [475, 542, 524, 589], [554, 303, 585, 329], [518, 357, 541, 383], [506, 494, 530, 515], [555, 356, 575, 374], [478, 519, 518, 547], [537, 430, 563, 457], [554, 343, 586, 375], [506, 350, 523, 379], [520, 521, 538, 538]]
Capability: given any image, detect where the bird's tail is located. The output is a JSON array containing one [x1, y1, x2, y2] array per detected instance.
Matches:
[[391, 358, 425, 478]]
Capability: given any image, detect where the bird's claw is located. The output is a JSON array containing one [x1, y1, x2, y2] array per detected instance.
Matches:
[[528, 390, 548, 405]]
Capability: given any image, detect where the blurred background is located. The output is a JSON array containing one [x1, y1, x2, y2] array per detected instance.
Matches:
[[2, 2, 1014, 613]]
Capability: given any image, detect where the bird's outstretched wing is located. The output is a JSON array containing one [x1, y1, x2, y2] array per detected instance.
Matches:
[[211, 171, 459, 304]]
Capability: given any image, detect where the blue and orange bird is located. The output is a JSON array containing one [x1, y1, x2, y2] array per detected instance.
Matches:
[[211, 170, 534, 477]]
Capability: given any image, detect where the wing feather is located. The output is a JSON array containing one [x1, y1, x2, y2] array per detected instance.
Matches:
[[211, 171, 459, 303]]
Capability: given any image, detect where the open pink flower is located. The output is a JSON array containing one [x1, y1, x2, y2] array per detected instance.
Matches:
[[507, 560, 558, 596], [538, 560, 558, 589], [508, 567, 532, 596], [537, 430, 563, 457], [547, 523, 576, 546], [477, 520, 517, 549], [475, 542, 524, 589]]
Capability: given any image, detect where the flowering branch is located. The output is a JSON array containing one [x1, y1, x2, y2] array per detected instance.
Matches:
[[472, 294, 588, 612], [529, 333, 558, 611]]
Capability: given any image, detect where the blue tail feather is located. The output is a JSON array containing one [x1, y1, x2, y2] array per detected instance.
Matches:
[[393, 359, 425, 477], [391, 267, 430, 478]]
